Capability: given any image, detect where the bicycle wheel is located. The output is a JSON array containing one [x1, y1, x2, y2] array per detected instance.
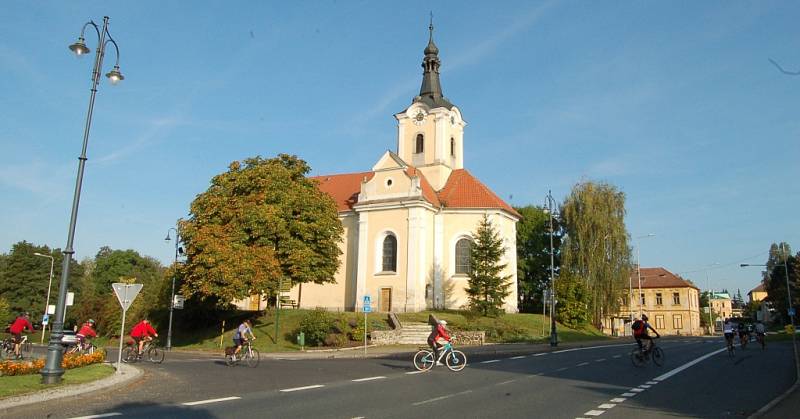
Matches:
[[445, 350, 467, 372], [413, 350, 434, 371], [630, 349, 645, 367], [148, 346, 165, 364], [245, 348, 260, 368], [651, 347, 665, 366], [122, 346, 138, 363]]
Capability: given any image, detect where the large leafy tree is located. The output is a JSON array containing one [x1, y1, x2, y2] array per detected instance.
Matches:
[[179, 154, 343, 306], [560, 181, 631, 327], [0, 241, 84, 320], [514, 205, 562, 313], [466, 215, 512, 317], [763, 242, 798, 324]]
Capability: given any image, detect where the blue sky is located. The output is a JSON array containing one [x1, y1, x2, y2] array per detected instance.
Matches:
[[2, 1, 798, 297]]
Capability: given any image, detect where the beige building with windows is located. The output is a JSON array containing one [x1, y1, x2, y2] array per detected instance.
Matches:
[[235, 26, 520, 313], [604, 267, 701, 336]]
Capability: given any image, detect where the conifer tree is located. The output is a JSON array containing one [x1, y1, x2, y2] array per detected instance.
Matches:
[[466, 215, 512, 317]]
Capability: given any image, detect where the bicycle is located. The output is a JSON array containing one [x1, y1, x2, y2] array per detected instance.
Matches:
[[756, 333, 766, 350], [630, 337, 664, 367], [67, 340, 96, 355], [413, 341, 467, 372], [1, 335, 31, 359], [225, 341, 260, 368], [123, 338, 165, 364], [725, 334, 735, 357]]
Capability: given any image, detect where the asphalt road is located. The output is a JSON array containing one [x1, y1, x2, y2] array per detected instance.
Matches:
[[3, 337, 794, 419]]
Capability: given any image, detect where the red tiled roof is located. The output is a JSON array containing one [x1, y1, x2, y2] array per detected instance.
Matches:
[[632, 267, 699, 290], [312, 172, 373, 211], [437, 169, 521, 218]]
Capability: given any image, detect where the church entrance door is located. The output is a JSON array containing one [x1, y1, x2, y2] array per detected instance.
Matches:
[[380, 288, 392, 312]]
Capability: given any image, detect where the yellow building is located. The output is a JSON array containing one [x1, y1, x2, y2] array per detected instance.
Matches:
[[710, 292, 732, 319], [605, 267, 702, 336], [236, 25, 520, 313], [748, 283, 767, 303]]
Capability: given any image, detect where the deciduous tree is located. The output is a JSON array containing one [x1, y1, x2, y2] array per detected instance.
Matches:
[[179, 155, 343, 306]]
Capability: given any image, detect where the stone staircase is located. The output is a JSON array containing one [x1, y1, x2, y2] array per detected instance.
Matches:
[[396, 323, 432, 345]]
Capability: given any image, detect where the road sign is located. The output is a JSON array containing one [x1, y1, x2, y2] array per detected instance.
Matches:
[[65, 292, 75, 306], [363, 295, 371, 306], [112, 283, 143, 311], [173, 295, 185, 310], [789, 308, 795, 317], [47, 305, 56, 315], [42, 314, 49, 325], [363, 305, 371, 313]]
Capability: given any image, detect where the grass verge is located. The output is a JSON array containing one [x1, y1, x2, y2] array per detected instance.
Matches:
[[0, 363, 114, 399]]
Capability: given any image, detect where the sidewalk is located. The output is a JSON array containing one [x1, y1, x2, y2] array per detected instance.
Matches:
[[750, 337, 800, 419]]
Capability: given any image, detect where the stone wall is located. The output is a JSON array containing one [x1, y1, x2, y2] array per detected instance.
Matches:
[[451, 331, 485, 346], [369, 329, 485, 346]]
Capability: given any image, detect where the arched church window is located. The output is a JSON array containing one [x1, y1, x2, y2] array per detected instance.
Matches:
[[382, 235, 397, 272], [415, 134, 424, 154], [450, 137, 455, 157], [455, 238, 472, 275]]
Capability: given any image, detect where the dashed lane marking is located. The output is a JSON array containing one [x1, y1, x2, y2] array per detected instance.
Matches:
[[621, 392, 636, 397], [630, 388, 644, 393], [598, 403, 616, 409], [584, 410, 605, 416], [481, 359, 501, 364], [280, 384, 325, 392], [552, 343, 631, 354], [595, 358, 606, 362], [610, 398, 626, 403], [639, 384, 651, 388], [646, 381, 658, 385], [556, 367, 569, 371], [352, 376, 386, 382], [182, 396, 241, 406], [612, 355, 622, 358], [510, 355, 526, 359], [497, 379, 516, 385], [70, 414, 123, 419], [412, 390, 473, 406], [577, 362, 590, 366], [533, 353, 548, 357], [406, 371, 425, 374]]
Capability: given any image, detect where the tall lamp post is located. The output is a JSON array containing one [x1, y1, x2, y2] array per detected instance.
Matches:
[[741, 243, 794, 328], [634, 234, 656, 316], [41, 17, 124, 385], [543, 190, 558, 347], [164, 223, 183, 351], [33, 252, 55, 344], [704, 262, 720, 335]]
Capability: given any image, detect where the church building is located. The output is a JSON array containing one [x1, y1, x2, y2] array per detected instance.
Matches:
[[268, 25, 520, 313]]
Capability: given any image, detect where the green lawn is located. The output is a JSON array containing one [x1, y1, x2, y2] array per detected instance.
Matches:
[[0, 363, 114, 399]]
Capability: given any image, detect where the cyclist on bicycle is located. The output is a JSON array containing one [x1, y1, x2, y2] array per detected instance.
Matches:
[[232, 319, 256, 361], [9, 312, 34, 359], [755, 320, 766, 345], [723, 319, 735, 349], [76, 319, 97, 350], [737, 322, 749, 347], [130, 319, 158, 356], [632, 314, 659, 354], [427, 319, 451, 365]]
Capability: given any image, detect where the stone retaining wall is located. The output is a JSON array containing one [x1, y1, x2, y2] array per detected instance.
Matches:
[[370, 330, 485, 346]]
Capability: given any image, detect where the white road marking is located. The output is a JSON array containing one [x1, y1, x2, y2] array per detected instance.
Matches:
[[610, 398, 626, 403], [612, 355, 622, 358], [510, 355, 526, 359], [481, 359, 501, 364], [653, 347, 728, 382], [412, 390, 473, 406], [280, 384, 325, 392], [577, 362, 590, 366], [557, 367, 569, 371], [639, 384, 651, 389], [584, 410, 605, 416], [497, 379, 516, 385], [70, 414, 123, 419], [182, 396, 241, 406], [598, 403, 616, 409], [595, 358, 606, 362], [630, 388, 644, 393], [534, 353, 548, 357], [406, 371, 425, 374], [646, 381, 658, 385], [621, 392, 636, 397], [553, 343, 633, 354], [352, 376, 386, 382]]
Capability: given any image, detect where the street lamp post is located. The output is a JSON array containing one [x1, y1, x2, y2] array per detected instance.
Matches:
[[164, 223, 182, 351], [704, 263, 719, 335], [544, 190, 558, 347], [635, 234, 656, 316], [741, 243, 794, 328], [41, 17, 124, 385], [33, 252, 55, 344]]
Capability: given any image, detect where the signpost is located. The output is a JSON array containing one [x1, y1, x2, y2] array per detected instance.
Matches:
[[63, 291, 74, 323], [112, 283, 143, 374], [363, 295, 371, 357], [173, 295, 185, 310]]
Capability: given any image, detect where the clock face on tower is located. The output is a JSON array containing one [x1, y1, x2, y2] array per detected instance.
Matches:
[[414, 110, 425, 125]]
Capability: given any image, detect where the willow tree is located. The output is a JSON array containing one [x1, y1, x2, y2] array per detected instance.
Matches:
[[560, 181, 631, 327], [179, 154, 343, 306]]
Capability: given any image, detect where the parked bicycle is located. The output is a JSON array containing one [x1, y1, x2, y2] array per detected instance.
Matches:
[[630, 337, 664, 367], [225, 341, 259, 368], [413, 341, 467, 372], [122, 339, 165, 364]]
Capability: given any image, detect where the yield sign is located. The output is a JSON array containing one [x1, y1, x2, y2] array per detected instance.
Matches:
[[112, 283, 143, 312]]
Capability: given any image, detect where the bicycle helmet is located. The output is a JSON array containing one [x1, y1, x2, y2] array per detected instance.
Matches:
[[439, 320, 447, 325], [641, 314, 648, 321], [88, 319, 96, 325]]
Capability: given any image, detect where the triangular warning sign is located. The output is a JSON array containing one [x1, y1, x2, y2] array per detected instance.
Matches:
[[112, 283, 143, 311]]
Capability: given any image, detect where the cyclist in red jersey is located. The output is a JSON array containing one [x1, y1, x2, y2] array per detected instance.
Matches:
[[427, 319, 451, 365], [130, 319, 158, 356], [76, 319, 97, 350], [9, 312, 34, 359]]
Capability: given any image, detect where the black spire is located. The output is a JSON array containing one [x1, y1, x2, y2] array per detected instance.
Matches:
[[414, 16, 453, 109]]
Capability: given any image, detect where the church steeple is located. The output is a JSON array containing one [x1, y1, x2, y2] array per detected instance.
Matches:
[[414, 19, 454, 109]]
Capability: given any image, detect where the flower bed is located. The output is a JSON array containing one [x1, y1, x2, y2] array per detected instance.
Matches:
[[0, 351, 106, 376]]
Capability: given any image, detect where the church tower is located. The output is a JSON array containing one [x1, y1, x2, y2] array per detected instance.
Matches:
[[395, 22, 465, 191]]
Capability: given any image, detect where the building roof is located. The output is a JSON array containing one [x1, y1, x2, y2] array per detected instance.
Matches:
[[749, 283, 766, 294], [413, 22, 454, 110], [632, 267, 699, 290], [711, 292, 731, 300], [312, 168, 518, 217]]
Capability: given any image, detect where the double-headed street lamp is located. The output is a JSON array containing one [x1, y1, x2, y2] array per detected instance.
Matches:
[[164, 224, 183, 351], [33, 252, 55, 344], [41, 17, 124, 385], [543, 190, 558, 347], [741, 243, 794, 328]]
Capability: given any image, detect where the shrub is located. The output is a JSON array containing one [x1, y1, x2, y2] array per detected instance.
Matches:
[[0, 350, 106, 376], [298, 309, 335, 347], [324, 333, 346, 347]]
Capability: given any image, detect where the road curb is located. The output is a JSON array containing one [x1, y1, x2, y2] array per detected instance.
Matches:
[[748, 335, 800, 419], [0, 361, 143, 411]]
